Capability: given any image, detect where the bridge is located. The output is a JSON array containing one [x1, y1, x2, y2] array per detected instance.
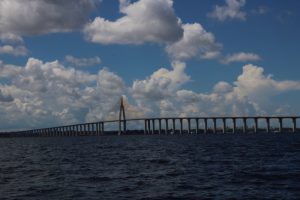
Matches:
[[0, 97, 299, 137]]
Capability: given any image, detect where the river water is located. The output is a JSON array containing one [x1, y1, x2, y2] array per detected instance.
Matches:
[[1, 133, 300, 199]]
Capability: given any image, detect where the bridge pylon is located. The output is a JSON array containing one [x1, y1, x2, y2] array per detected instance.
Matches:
[[118, 96, 126, 135]]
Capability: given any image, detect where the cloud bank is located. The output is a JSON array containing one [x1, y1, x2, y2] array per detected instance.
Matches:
[[1, 57, 299, 131]]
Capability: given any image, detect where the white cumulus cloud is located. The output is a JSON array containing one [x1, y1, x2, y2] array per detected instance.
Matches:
[[0, 0, 97, 36], [208, 0, 247, 21], [0, 45, 28, 56], [221, 52, 261, 64], [166, 23, 222, 61], [84, 0, 183, 45], [65, 55, 101, 68]]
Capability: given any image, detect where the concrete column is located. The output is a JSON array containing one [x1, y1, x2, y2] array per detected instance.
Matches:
[[196, 119, 199, 134], [243, 118, 247, 133], [180, 119, 183, 134], [82, 124, 85, 134], [212, 118, 217, 133], [75, 125, 78, 136], [187, 118, 191, 134], [172, 119, 176, 134], [123, 120, 127, 134], [165, 119, 169, 134], [222, 118, 226, 133], [88, 124, 91, 134], [98, 123, 101, 135], [99, 123, 102, 135], [278, 118, 283, 133], [232, 118, 236, 133], [147, 120, 151, 134], [266, 118, 270, 133], [152, 119, 155, 134], [89, 124, 92, 135], [292, 118, 297, 133], [254, 118, 258, 133], [95, 124, 98, 135], [101, 122, 104, 134], [144, 120, 147, 134], [204, 118, 208, 133], [118, 120, 122, 135], [159, 119, 162, 134]]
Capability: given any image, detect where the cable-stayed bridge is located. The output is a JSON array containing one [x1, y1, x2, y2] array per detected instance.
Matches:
[[0, 97, 299, 137]]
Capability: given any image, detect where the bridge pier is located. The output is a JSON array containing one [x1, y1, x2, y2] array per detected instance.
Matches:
[[101, 122, 104, 134], [96, 123, 99, 135], [158, 119, 162, 134], [222, 118, 226, 133], [292, 118, 297, 133], [88, 124, 91, 135], [144, 120, 147, 134], [266, 118, 270, 133], [278, 118, 283, 133], [204, 118, 208, 133], [165, 119, 169, 134], [196, 119, 199, 134], [152, 119, 155, 134], [212, 118, 217, 133], [147, 120, 151, 134], [172, 119, 176, 134], [75, 125, 78, 136], [232, 118, 236, 133], [254, 118, 258, 133], [243, 118, 247, 133], [187, 118, 191, 134], [180, 119, 183, 134]]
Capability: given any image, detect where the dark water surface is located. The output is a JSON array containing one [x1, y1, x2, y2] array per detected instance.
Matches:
[[1, 134, 300, 199]]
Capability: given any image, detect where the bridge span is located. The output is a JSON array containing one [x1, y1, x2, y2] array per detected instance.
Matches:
[[1, 98, 299, 137], [0, 116, 299, 137]]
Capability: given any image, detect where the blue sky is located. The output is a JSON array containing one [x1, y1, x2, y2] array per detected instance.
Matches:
[[0, 0, 300, 130]]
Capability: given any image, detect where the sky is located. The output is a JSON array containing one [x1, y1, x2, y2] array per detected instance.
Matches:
[[0, 0, 300, 131]]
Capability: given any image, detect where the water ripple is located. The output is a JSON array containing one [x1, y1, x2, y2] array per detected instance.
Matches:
[[0, 134, 300, 199]]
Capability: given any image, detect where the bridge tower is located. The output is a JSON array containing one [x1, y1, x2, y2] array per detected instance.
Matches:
[[118, 96, 126, 135]]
